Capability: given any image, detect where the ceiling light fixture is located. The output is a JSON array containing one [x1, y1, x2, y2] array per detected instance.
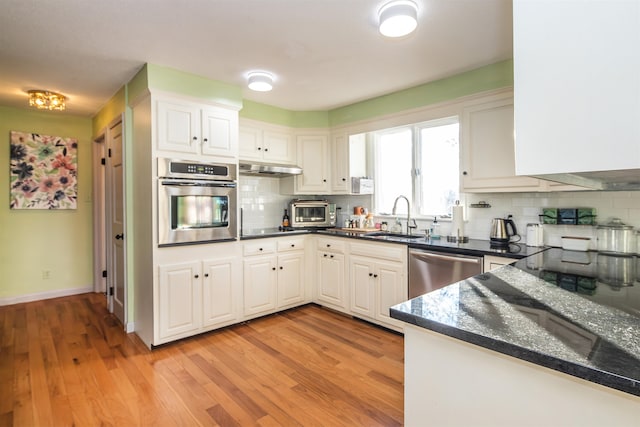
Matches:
[[378, 0, 418, 38], [247, 72, 274, 92], [28, 90, 66, 111]]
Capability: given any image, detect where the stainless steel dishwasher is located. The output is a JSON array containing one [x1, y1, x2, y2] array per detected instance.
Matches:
[[409, 248, 483, 298]]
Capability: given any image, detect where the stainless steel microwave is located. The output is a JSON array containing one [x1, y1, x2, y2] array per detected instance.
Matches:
[[289, 200, 336, 228]]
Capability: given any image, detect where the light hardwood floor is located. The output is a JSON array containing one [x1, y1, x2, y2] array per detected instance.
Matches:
[[0, 293, 404, 426]]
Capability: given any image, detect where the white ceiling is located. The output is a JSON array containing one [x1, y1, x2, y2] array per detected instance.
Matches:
[[0, 0, 513, 117]]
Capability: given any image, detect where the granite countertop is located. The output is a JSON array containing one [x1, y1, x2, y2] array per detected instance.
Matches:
[[241, 227, 545, 259], [391, 248, 640, 396]]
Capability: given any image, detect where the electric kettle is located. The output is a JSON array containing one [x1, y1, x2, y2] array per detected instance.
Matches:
[[490, 217, 520, 246]]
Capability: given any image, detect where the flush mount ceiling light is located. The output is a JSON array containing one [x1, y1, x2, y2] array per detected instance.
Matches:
[[247, 72, 274, 92], [28, 90, 66, 111], [378, 0, 418, 38]]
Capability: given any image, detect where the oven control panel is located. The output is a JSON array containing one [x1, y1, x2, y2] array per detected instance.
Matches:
[[171, 161, 227, 176], [157, 158, 237, 181]]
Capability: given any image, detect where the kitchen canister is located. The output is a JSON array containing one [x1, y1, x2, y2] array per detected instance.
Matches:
[[526, 223, 544, 247], [596, 218, 636, 255]]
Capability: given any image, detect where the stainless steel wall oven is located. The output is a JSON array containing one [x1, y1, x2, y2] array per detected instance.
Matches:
[[158, 158, 237, 246]]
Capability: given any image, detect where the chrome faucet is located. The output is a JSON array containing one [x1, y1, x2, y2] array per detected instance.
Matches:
[[392, 195, 417, 235]]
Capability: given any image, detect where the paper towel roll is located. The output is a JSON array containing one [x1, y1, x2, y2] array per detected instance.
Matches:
[[451, 205, 464, 237]]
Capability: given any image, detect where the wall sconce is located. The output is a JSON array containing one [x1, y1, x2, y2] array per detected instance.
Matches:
[[378, 0, 418, 38], [247, 72, 274, 92], [28, 90, 67, 111]]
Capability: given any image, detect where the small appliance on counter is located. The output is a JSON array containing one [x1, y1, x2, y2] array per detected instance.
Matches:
[[289, 199, 336, 228], [490, 216, 520, 246], [596, 218, 636, 255]]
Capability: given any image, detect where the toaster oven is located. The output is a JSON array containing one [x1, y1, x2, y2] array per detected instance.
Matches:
[[289, 200, 336, 228]]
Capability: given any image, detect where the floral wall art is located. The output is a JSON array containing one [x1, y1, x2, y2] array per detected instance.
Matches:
[[10, 130, 78, 209]]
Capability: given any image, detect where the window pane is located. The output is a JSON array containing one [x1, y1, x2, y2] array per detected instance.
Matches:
[[375, 129, 412, 214], [418, 122, 459, 216]]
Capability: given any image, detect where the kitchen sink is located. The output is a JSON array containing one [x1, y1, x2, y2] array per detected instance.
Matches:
[[364, 231, 425, 240]]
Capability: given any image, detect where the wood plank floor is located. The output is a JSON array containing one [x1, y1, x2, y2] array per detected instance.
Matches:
[[0, 293, 404, 426]]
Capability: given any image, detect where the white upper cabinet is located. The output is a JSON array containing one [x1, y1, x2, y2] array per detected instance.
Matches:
[[513, 0, 640, 181], [461, 95, 544, 192], [281, 133, 330, 194], [156, 96, 238, 159], [239, 120, 296, 164]]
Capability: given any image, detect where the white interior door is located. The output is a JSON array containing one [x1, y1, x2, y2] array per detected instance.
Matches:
[[106, 118, 126, 325]]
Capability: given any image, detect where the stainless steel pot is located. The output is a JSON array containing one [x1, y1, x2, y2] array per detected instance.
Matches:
[[490, 217, 520, 246], [596, 218, 636, 254]]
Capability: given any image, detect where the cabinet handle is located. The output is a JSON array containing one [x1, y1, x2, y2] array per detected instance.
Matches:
[[279, 266, 283, 270], [291, 244, 295, 248], [462, 171, 468, 175], [259, 248, 263, 251], [374, 274, 378, 278], [326, 244, 331, 248], [330, 255, 334, 258], [193, 136, 198, 141], [324, 254, 328, 257], [203, 138, 208, 142], [369, 273, 373, 277], [323, 179, 327, 182], [342, 178, 346, 182], [194, 274, 199, 279], [258, 147, 262, 151], [272, 267, 276, 271], [115, 233, 124, 240], [204, 273, 209, 277], [264, 148, 269, 152]]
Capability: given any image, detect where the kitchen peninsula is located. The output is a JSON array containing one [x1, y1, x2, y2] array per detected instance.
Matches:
[[391, 248, 640, 426]]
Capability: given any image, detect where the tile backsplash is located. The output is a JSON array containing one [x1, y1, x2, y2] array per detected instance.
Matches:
[[240, 175, 640, 249]]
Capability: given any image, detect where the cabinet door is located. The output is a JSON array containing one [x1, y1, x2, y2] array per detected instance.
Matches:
[[350, 256, 375, 319], [264, 131, 295, 164], [317, 252, 346, 309], [239, 124, 264, 161], [375, 260, 407, 326], [277, 252, 305, 308], [202, 257, 239, 328], [158, 261, 201, 339], [201, 107, 238, 158], [331, 133, 350, 194], [295, 135, 330, 194], [157, 100, 200, 154], [243, 255, 277, 316], [461, 98, 542, 192]]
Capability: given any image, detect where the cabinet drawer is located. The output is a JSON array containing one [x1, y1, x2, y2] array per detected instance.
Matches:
[[277, 237, 305, 252], [243, 241, 277, 256], [316, 237, 346, 253], [350, 242, 406, 262]]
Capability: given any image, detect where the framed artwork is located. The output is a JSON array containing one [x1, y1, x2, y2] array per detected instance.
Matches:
[[9, 131, 78, 209]]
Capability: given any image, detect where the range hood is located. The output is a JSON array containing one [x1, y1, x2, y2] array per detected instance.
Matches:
[[533, 170, 640, 191], [239, 161, 303, 177]]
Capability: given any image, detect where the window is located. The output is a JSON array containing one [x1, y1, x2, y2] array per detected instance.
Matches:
[[373, 117, 459, 217]]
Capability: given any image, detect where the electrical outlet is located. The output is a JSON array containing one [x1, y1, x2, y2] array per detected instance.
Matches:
[[42, 270, 51, 279]]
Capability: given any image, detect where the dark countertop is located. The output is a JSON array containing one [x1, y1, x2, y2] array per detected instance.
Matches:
[[241, 227, 545, 259], [391, 248, 640, 397]]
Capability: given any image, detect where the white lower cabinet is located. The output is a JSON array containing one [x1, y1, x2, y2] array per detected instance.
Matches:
[[316, 237, 348, 312], [158, 256, 240, 341], [243, 237, 305, 318], [349, 242, 407, 331]]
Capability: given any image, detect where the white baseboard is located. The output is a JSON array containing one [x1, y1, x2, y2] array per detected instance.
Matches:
[[0, 285, 94, 306], [126, 322, 135, 333]]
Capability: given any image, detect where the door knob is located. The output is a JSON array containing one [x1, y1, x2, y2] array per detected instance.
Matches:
[[115, 234, 124, 240]]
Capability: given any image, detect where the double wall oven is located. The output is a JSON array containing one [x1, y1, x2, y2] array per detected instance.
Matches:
[[157, 158, 237, 246]]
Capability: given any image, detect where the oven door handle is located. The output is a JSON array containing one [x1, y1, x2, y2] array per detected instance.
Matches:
[[160, 179, 236, 188], [411, 251, 481, 264]]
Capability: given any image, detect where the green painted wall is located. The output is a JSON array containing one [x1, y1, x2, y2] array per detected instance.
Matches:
[[92, 86, 126, 136], [328, 59, 514, 126], [0, 106, 94, 300], [146, 64, 243, 109], [240, 100, 329, 128]]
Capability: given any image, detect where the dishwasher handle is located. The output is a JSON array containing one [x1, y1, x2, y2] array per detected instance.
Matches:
[[411, 251, 481, 265]]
